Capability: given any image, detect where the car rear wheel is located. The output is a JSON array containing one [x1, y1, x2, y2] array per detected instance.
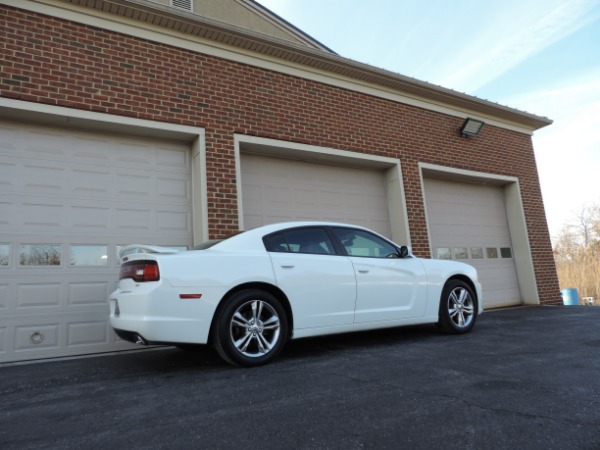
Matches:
[[438, 279, 477, 333], [214, 289, 288, 367]]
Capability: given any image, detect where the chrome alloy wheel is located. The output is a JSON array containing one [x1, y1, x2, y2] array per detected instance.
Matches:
[[447, 286, 475, 329], [229, 300, 281, 358]]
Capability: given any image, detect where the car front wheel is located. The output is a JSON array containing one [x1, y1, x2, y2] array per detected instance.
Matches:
[[213, 289, 288, 367], [438, 279, 477, 333]]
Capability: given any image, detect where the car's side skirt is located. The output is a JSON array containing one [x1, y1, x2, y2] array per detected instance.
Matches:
[[291, 315, 440, 340]]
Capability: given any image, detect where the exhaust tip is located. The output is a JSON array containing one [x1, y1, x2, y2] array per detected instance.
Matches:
[[135, 335, 148, 345]]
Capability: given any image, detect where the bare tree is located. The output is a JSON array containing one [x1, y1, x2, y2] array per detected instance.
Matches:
[[554, 202, 600, 301], [553, 225, 579, 260], [576, 206, 595, 248]]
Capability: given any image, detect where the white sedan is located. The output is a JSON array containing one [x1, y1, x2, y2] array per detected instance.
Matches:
[[109, 222, 482, 366]]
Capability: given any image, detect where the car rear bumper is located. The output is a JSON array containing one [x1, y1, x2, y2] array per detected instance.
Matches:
[[109, 285, 221, 345]]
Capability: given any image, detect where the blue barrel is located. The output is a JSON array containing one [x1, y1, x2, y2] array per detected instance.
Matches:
[[561, 288, 579, 306]]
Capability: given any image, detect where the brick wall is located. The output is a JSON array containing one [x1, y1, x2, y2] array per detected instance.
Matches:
[[0, 6, 561, 304]]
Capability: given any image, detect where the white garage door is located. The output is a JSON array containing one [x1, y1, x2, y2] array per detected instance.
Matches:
[[0, 120, 192, 363], [241, 154, 391, 237], [424, 178, 521, 308]]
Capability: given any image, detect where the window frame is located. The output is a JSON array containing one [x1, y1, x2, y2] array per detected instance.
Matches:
[[263, 226, 337, 256], [263, 225, 404, 259], [329, 227, 402, 259]]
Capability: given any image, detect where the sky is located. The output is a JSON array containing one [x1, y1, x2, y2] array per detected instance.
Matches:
[[256, 0, 600, 239]]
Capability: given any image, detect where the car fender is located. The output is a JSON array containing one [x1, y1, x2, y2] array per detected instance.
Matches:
[[419, 259, 483, 317]]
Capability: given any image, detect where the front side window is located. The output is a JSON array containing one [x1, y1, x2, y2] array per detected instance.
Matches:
[[265, 228, 335, 255], [332, 228, 398, 258]]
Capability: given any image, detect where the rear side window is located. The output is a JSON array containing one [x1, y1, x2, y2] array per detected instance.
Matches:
[[265, 228, 335, 255]]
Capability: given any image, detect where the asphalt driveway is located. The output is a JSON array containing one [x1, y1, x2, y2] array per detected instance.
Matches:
[[1, 306, 599, 449]]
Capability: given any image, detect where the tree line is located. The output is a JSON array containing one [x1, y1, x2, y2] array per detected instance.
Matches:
[[553, 204, 600, 303]]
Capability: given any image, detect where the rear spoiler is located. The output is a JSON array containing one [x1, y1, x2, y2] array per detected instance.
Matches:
[[118, 244, 181, 260]]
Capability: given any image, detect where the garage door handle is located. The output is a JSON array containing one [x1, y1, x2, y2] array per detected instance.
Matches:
[[280, 265, 295, 269], [358, 269, 369, 274]]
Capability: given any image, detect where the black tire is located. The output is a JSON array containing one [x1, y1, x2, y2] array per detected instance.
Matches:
[[213, 289, 288, 367], [438, 279, 477, 334]]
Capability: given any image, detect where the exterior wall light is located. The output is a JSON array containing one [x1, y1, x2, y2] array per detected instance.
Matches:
[[460, 118, 485, 137]]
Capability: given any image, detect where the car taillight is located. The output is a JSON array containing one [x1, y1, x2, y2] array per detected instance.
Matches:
[[120, 260, 160, 282]]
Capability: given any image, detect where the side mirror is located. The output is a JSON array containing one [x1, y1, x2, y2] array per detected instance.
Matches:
[[399, 245, 410, 258]]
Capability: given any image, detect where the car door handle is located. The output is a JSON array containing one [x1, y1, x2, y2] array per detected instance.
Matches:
[[358, 269, 369, 274], [280, 265, 295, 269]]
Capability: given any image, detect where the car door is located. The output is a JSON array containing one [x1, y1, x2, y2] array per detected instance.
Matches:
[[265, 227, 357, 330], [330, 227, 428, 323]]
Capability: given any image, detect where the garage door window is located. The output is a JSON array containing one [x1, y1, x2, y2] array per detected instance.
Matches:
[[471, 247, 484, 259], [436, 248, 452, 260], [435, 246, 512, 261], [486, 248, 499, 259], [70, 245, 108, 266], [20, 244, 61, 266], [453, 247, 469, 260], [0, 244, 8, 266]]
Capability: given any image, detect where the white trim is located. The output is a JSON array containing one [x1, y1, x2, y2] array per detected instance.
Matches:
[[0, 97, 209, 245], [419, 163, 540, 306], [0, 97, 199, 140], [4, 0, 533, 135], [234, 137, 245, 231], [234, 135, 411, 245], [191, 132, 208, 244]]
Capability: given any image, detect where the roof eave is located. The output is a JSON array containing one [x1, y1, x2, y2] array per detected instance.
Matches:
[[54, 0, 552, 131]]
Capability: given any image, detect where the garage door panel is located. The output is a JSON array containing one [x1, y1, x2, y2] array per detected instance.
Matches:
[[15, 323, 60, 351], [156, 208, 191, 233], [71, 205, 111, 230], [22, 163, 67, 194], [72, 168, 112, 196], [320, 190, 343, 208], [23, 130, 67, 158], [68, 282, 111, 306], [21, 202, 65, 229], [156, 144, 189, 167], [266, 186, 294, 205], [0, 283, 8, 308], [67, 320, 110, 347], [241, 154, 391, 237], [0, 120, 192, 363], [17, 282, 62, 308], [116, 172, 154, 200], [156, 176, 189, 200], [114, 141, 159, 166]]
